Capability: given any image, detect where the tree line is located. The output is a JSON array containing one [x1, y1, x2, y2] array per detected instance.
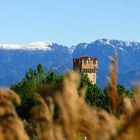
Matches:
[[11, 64, 134, 120]]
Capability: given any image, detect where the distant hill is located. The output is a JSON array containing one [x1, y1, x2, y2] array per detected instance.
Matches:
[[0, 39, 140, 88]]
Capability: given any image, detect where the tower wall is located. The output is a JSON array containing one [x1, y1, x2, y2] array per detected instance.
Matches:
[[73, 56, 98, 85], [85, 72, 96, 85]]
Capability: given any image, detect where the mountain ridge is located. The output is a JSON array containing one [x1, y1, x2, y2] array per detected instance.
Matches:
[[0, 38, 140, 88], [1, 39, 140, 51]]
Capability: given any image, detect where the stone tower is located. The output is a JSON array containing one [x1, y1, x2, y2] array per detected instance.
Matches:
[[73, 56, 98, 85]]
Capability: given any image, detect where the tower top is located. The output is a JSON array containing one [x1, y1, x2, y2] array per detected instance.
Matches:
[[73, 55, 98, 85], [73, 56, 98, 60]]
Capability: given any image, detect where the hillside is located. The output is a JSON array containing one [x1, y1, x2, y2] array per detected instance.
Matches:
[[0, 39, 140, 88]]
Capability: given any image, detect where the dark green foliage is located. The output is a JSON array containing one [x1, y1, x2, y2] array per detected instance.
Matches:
[[103, 84, 134, 112], [80, 74, 133, 111], [11, 64, 63, 120], [117, 84, 134, 98], [80, 73, 111, 111], [11, 65, 133, 120], [104, 84, 134, 99], [46, 72, 64, 85]]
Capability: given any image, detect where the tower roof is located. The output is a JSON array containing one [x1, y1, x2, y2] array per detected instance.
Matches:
[[73, 56, 98, 60]]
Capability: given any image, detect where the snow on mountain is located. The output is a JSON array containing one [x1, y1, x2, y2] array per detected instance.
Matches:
[[71, 39, 140, 54], [93, 39, 140, 49], [0, 41, 53, 51], [69, 46, 75, 54], [1, 39, 140, 51], [27, 41, 53, 50], [0, 44, 24, 50]]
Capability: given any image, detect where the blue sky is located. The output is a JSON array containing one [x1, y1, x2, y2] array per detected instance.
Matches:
[[0, 0, 140, 46]]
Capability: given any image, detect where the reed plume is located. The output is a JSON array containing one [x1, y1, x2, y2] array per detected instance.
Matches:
[[33, 71, 100, 140], [0, 89, 29, 140], [108, 53, 120, 114]]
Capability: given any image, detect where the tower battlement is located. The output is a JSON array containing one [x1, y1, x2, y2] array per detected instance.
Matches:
[[73, 56, 98, 85]]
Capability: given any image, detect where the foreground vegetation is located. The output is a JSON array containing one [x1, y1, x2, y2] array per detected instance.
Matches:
[[0, 54, 139, 140], [11, 64, 133, 120]]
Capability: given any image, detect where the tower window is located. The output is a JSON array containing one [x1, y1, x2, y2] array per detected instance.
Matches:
[[94, 60, 96, 64]]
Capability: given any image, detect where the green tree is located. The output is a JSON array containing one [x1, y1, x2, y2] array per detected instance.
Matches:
[[80, 73, 110, 110], [11, 64, 63, 120], [117, 84, 134, 98], [11, 66, 40, 119], [46, 72, 60, 84], [103, 84, 134, 112], [104, 84, 134, 99]]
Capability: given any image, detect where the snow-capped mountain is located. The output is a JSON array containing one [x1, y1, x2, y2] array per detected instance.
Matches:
[[0, 41, 72, 86], [0, 39, 140, 88], [0, 41, 54, 50]]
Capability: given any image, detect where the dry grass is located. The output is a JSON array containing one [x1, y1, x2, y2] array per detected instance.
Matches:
[[1, 53, 140, 140], [0, 89, 29, 140], [108, 53, 120, 114]]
